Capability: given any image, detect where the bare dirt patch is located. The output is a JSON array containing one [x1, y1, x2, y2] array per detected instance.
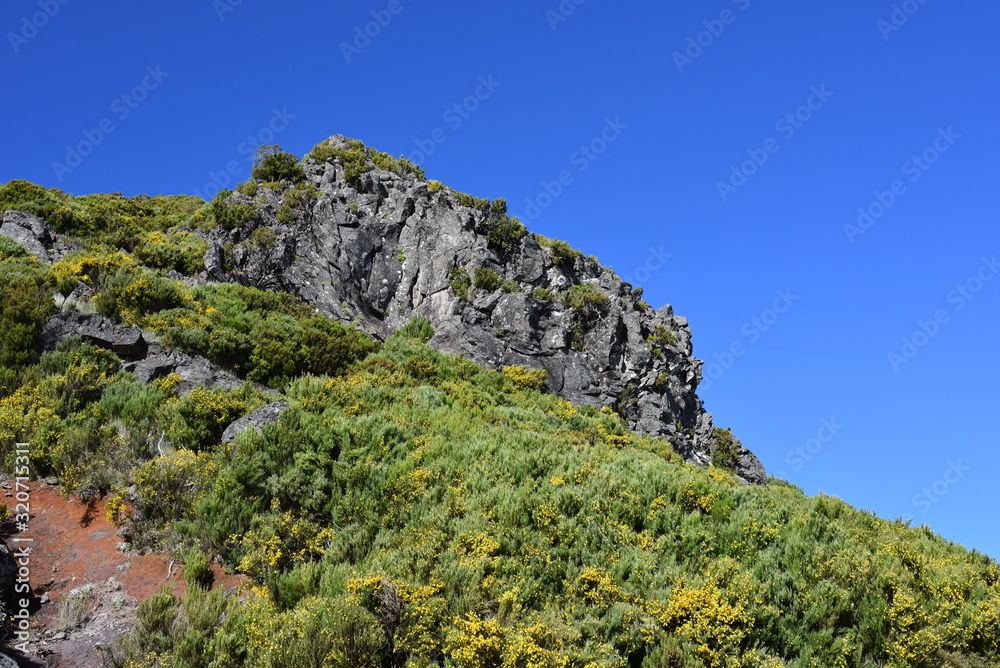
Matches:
[[1, 480, 244, 668]]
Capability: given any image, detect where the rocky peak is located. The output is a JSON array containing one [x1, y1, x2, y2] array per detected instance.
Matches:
[[204, 136, 767, 483]]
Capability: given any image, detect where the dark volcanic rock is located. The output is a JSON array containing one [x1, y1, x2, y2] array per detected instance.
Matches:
[[41, 312, 147, 360], [0, 210, 53, 263], [41, 311, 246, 397], [204, 135, 767, 482], [221, 400, 290, 444]]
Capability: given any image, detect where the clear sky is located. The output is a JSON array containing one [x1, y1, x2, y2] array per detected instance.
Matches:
[[2, 0, 998, 559]]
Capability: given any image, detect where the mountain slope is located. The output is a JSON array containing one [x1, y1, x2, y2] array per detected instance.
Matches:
[[203, 136, 764, 483], [0, 144, 998, 667]]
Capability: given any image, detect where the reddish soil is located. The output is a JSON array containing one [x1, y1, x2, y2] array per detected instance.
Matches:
[[1, 479, 244, 668]]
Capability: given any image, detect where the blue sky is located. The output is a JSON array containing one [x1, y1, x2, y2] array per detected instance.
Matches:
[[2, 0, 998, 558]]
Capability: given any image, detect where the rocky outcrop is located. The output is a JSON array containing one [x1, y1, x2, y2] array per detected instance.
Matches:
[[204, 136, 767, 483], [221, 400, 290, 444], [41, 311, 246, 397], [0, 211, 52, 264], [41, 311, 148, 360]]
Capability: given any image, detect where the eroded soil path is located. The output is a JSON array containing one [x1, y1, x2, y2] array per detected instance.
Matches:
[[1, 480, 243, 668]]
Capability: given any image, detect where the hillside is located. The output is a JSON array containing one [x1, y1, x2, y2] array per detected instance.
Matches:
[[0, 141, 998, 667]]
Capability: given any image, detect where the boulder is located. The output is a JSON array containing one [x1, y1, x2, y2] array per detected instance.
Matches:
[[221, 400, 290, 444], [0, 210, 53, 264], [41, 312, 147, 360]]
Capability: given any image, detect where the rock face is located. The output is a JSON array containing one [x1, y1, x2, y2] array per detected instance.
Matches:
[[204, 136, 766, 483], [0, 210, 52, 263]]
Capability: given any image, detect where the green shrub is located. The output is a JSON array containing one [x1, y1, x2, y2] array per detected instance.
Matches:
[[396, 316, 434, 343], [648, 324, 678, 356], [473, 267, 503, 293], [308, 137, 425, 185], [449, 267, 471, 301], [210, 190, 257, 230], [0, 251, 53, 392], [480, 214, 527, 255], [501, 280, 522, 293], [710, 427, 743, 473], [532, 286, 555, 301], [502, 365, 547, 392], [455, 191, 491, 211], [133, 228, 208, 275], [539, 237, 583, 267], [250, 145, 305, 184], [563, 284, 611, 322], [164, 385, 264, 452], [93, 266, 187, 322], [184, 548, 214, 590], [278, 183, 319, 223]]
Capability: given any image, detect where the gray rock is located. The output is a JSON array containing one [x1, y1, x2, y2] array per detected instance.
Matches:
[[203, 135, 766, 482], [0, 651, 18, 668], [41, 311, 246, 397], [0, 210, 53, 263], [221, 400, 290, 444], [41, 311, 147, 360]]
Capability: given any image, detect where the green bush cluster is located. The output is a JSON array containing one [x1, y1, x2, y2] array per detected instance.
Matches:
[[0, 179, 208, 244], [563, 283, 611, 317], [648, 324, 678, 356], [454, 191, 491, 211], [144, 284, 379, 389], [473, 266, 503, 293], [0, 241, 53, 395], [210, 190, 258, 231], [397, 316, 434, 343], [277, 182, 319, 223], [711, 427, 742, 473], [308, 137, 425, 185], [474, 199, 527, 255], [250, 145, 305, 184], [538, 235, 584, 268], [563, 284, 611, 352], [133, 228, 208, 275], [449, 267, 472, 301], [102, 333, 1000, 667]]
